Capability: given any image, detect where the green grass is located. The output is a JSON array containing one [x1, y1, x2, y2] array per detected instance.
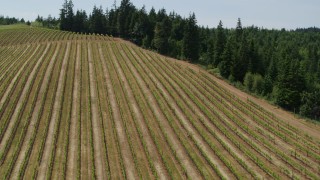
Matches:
[[0, 24, 29, 30]]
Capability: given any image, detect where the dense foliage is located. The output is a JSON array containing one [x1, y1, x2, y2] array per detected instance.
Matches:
[[0, 16, 24, 25], [6, 0, 320, 120]]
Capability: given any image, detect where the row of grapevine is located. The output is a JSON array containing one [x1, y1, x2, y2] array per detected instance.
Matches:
[[1, 42, 57, 179], [131, 44, 276, 179], [118, 42, 223, 179], [0, 27, 319, 179], [195, 70, 319, 178], [0, 26, 112, 47]]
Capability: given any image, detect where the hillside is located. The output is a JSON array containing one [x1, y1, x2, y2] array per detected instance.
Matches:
[[0, 25, 319, 179]]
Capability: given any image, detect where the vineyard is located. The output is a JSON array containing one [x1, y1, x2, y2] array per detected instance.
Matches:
[[0, 25, 319, 179]]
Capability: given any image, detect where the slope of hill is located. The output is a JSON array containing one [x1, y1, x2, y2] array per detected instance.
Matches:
[[0, 25, 319, 179]]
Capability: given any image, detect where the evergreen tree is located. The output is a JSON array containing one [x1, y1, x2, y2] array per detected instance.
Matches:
[[263, 75, 273, 95], [42, 15, 57, 28], [59, 0, 74, 31], [131, 6, 150, 46], [148, 7, 157, 23], [117, 0, 135, 37], [156, 9, 167, 22], [108, 8, 119, 36], [213, 21, 226, 66], [36, 15, 43, 23], [182, 13, 199, 62], [66, 0, 74, 31], [300, 90, 320, 119], [219, 37, 234, 78], [252, 74, 264, 94], [275, 59, 306, 110], [197, 27, 211, 64], [170, 14, 185, 41], [317, 59, 320, 82], [244, 72, 254, 91], [73, 10, 88, 33], [141, 7, 157, 48], [267, 58, 278, 82], [232, 33, 249, 82], [247, 40, 262, 74], [59, 0, 68, 30], [167, 13, 185, 58], [89, 6, 107, 34], [235, 18, 243, 43], [154, 16, 171, 54]]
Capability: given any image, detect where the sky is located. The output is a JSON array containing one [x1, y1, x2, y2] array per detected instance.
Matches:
[[1, 0, 319, 30]]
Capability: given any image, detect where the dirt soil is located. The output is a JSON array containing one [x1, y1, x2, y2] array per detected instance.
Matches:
[[101, 43, 138, 180], [126, 45, 202, 179], [10, 43, 60, 180], [37, 42, 70, 179], [66, 43, 81, 179], [115, 45, 168, 179], [87, 43, 108, 180], [0, 44, 50, 151]]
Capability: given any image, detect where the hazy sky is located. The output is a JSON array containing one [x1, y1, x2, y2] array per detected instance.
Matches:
[[1, 0, 319, 29]]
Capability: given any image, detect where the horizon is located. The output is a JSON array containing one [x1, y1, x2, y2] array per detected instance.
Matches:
[[1, 0, 320, 30]]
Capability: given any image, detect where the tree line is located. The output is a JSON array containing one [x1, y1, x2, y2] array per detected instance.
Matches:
[[0, 16, 27, 25], [38, 0, 320, 120]]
